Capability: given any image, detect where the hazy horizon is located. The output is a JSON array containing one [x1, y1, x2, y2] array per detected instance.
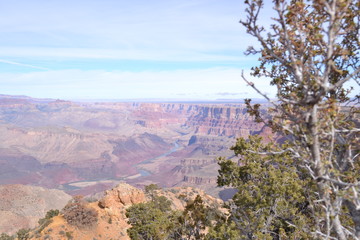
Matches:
[[1, 93, 274, 104]]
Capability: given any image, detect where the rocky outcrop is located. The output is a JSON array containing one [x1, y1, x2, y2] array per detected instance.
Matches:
[[98, 183, 146, 209], [154, 186, 224, 211], [0, 184, 71, 235], [6, 183, 145, 240], [22, 184, 224, 240]]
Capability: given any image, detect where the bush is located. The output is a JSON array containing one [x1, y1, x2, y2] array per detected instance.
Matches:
[[38, 210, 58, 224], [16, 229, 30, 240], [45, 209, 59, 219], [36, 209, 59, 233], [0, 233, 14, 240], [144, 184, 160, 193], [62, 196, 98, 228], [65, 231, 73, 240], [126, 195, 181, 240]]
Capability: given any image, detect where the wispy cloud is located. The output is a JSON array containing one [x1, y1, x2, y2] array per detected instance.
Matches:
[[0, 0, 252, 63], [0, 47, 251, 62], [0, 59, 50, 70], [0, 0, 275, 100], [0, 68, 277, 100]]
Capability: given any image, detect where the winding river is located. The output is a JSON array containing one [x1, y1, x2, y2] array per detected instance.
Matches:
[[136, 140, 180, 176], [62, 140, 181, 190]]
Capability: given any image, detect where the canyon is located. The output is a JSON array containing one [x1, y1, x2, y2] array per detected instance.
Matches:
[[0, 95, 271, 198]]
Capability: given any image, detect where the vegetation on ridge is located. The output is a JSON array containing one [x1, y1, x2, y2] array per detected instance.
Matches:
[[62, 196, 98, 228], [126, 184, 225, 240]]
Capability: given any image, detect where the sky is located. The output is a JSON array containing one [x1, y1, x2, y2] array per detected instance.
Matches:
[[0, 0, 276, 100]]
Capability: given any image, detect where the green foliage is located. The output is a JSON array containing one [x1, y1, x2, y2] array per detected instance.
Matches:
[[0, 233, 14, 240], [145, 184, 161, 202], [16, 229, 30, 240], [144, 184, 160, 194], [127, 190, 225, 240], [206, 222, 240, 240], [182, 195, 207, 238], [45, 209, 59, 219], [225, 0, 360, 239], [153, 195, 172, 213], [65, 231, 73, 240], [177, 195, 224, 239], [217, 136, 314, 239], [36, 209, 60, 233], [126, 195, 180, 240]]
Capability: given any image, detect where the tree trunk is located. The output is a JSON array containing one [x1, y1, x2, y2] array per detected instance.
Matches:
[[344, 200, 360, 238]]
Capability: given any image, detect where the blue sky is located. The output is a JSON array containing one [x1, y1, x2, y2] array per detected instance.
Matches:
[[0, 0, 275, 100]]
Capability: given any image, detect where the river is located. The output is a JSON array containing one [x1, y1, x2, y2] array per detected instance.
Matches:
[[62, 140, 181, 190], [136, 140, 180, 176]]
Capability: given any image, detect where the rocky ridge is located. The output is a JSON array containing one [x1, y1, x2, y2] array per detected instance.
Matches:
[[20, 183, 223, 240]]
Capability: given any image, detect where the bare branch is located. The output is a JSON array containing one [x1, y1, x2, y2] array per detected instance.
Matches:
[[241, 70, 272, 102], [335, 128, 360, 133], [245, 148, 301, 158], [331, 67, 360, 90], [317, 176, 360, 188]]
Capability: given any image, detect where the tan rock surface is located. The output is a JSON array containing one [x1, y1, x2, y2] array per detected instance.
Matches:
[[99, 183, 146, 209]]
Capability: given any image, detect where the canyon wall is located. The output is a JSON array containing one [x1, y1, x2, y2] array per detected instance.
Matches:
[[0, 96, 271, 197]]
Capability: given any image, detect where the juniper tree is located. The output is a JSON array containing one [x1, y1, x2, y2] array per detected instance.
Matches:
[[218, 0, 359, 239], [126, 194, 182, 240], [218, 136, 314, 239]]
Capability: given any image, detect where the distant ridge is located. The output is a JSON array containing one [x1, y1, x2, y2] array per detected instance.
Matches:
[[0, 94, 55, 103], [0, 94, 270, 104]]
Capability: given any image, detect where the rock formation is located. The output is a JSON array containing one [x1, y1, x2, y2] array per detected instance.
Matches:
[[18, 183, 222, 240], [98, 183, 146, 209]]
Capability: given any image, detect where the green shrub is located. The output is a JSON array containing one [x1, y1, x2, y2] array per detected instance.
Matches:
[[144, 184, 159, 193], [0, 233, 14, 240], [16, 229, 30, 240], [65, 231, 73, 240]]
